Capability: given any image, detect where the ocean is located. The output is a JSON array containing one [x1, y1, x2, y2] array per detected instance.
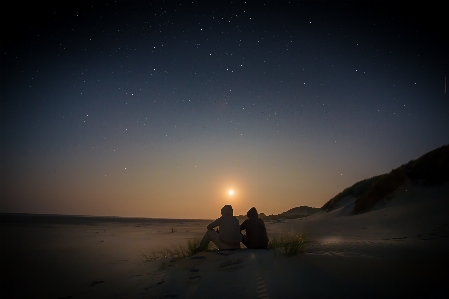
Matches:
[[0, 212, 211, 226]]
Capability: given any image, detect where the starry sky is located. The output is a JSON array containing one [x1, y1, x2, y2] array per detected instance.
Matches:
[[1, 1, 448, 219]]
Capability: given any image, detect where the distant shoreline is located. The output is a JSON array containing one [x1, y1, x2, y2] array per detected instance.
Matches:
[[0, 213, 212, 225]]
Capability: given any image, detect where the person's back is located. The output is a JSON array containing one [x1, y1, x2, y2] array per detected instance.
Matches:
[[210, 213, 241, 245], [195, 204, 241, 253], [240, 207, 268, 249]]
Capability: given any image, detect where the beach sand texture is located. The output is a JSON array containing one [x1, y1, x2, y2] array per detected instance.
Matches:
[[1, 182, 448, 299]]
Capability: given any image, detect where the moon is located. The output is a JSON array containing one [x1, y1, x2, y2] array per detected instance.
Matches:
[[228, 190, 234, 196]]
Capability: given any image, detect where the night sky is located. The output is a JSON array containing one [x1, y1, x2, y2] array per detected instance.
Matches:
[[1, 1, 448, 219]]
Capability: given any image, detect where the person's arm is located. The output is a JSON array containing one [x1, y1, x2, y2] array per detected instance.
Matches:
[[240, 219, 247, 231], [207, 217, 220, 230]]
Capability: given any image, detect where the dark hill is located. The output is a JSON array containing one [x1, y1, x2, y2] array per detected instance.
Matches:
[[321, 145, 449, 214], [280, 206, 321, 217], [236, 206, 320, 221]]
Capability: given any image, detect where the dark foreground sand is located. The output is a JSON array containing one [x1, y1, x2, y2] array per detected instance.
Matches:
[[1, 182, 448, 298]]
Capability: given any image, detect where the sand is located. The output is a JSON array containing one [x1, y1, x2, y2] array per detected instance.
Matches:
[[1, 182, 448, 298]]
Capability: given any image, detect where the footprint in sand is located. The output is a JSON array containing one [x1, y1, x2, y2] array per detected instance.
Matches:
[[144, 278, 165, 290], [88, 280, 105, 287], [188, 275, 201, 283], [256, 271, 270, 299], [144, 259, 173, 291], [215, 251, 235, 256], [191, 255, 207, 260], [218, 258, 245, 272], [186, 255, 207, 282]]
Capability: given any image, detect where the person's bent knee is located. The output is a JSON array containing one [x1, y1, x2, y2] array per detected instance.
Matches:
[[206, 229, 220, 241]]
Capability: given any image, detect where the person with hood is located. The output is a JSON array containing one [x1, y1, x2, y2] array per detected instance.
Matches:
[[240, 207, 269, 249], [195, 204, 241, 252]]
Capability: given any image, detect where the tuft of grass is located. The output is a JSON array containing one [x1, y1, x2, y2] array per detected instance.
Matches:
[[268, 233, 308, 256], [141, 238, 218, 261], [141, 234, 309, 260], [186, 238, 199, 254]]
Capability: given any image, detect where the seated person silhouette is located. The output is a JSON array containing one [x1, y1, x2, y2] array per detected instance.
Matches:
[[195, 205, 241, 252], [240, 207, 268, 249]]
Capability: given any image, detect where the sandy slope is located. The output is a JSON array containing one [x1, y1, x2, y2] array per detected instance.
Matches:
[[140, 182, 449, 299]]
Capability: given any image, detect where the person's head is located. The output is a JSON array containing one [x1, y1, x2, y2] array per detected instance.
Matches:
[[247, 207, 258, 219], [221, 205, 233, 216]]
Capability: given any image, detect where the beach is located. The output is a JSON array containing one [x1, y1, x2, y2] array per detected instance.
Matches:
[[1, 182, 449, 299]]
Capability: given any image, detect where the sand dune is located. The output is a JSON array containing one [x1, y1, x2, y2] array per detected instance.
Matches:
[[1, 182, 448, 299], [138, 182, 448, 299]]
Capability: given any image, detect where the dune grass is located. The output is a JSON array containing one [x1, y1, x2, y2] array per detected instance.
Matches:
[[321, 175, 380, 211], [268, 233, 308, 256], [140, 238, 218, 261], [321, 144, 449, 214], [141, 233, 308, 260]]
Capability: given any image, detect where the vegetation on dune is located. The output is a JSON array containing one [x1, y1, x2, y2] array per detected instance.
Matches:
[[321, 145, 449, 214], [321, 175, 381, 211], [268, 233, 308, 256], [141, 233, 309, 260], [140, 238, 218, 260], [353, 169, 405, 213], [354, 145, 449, 213]]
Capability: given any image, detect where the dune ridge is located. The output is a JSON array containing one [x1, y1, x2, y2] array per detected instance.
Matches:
[[322, 144, 449, 214]]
